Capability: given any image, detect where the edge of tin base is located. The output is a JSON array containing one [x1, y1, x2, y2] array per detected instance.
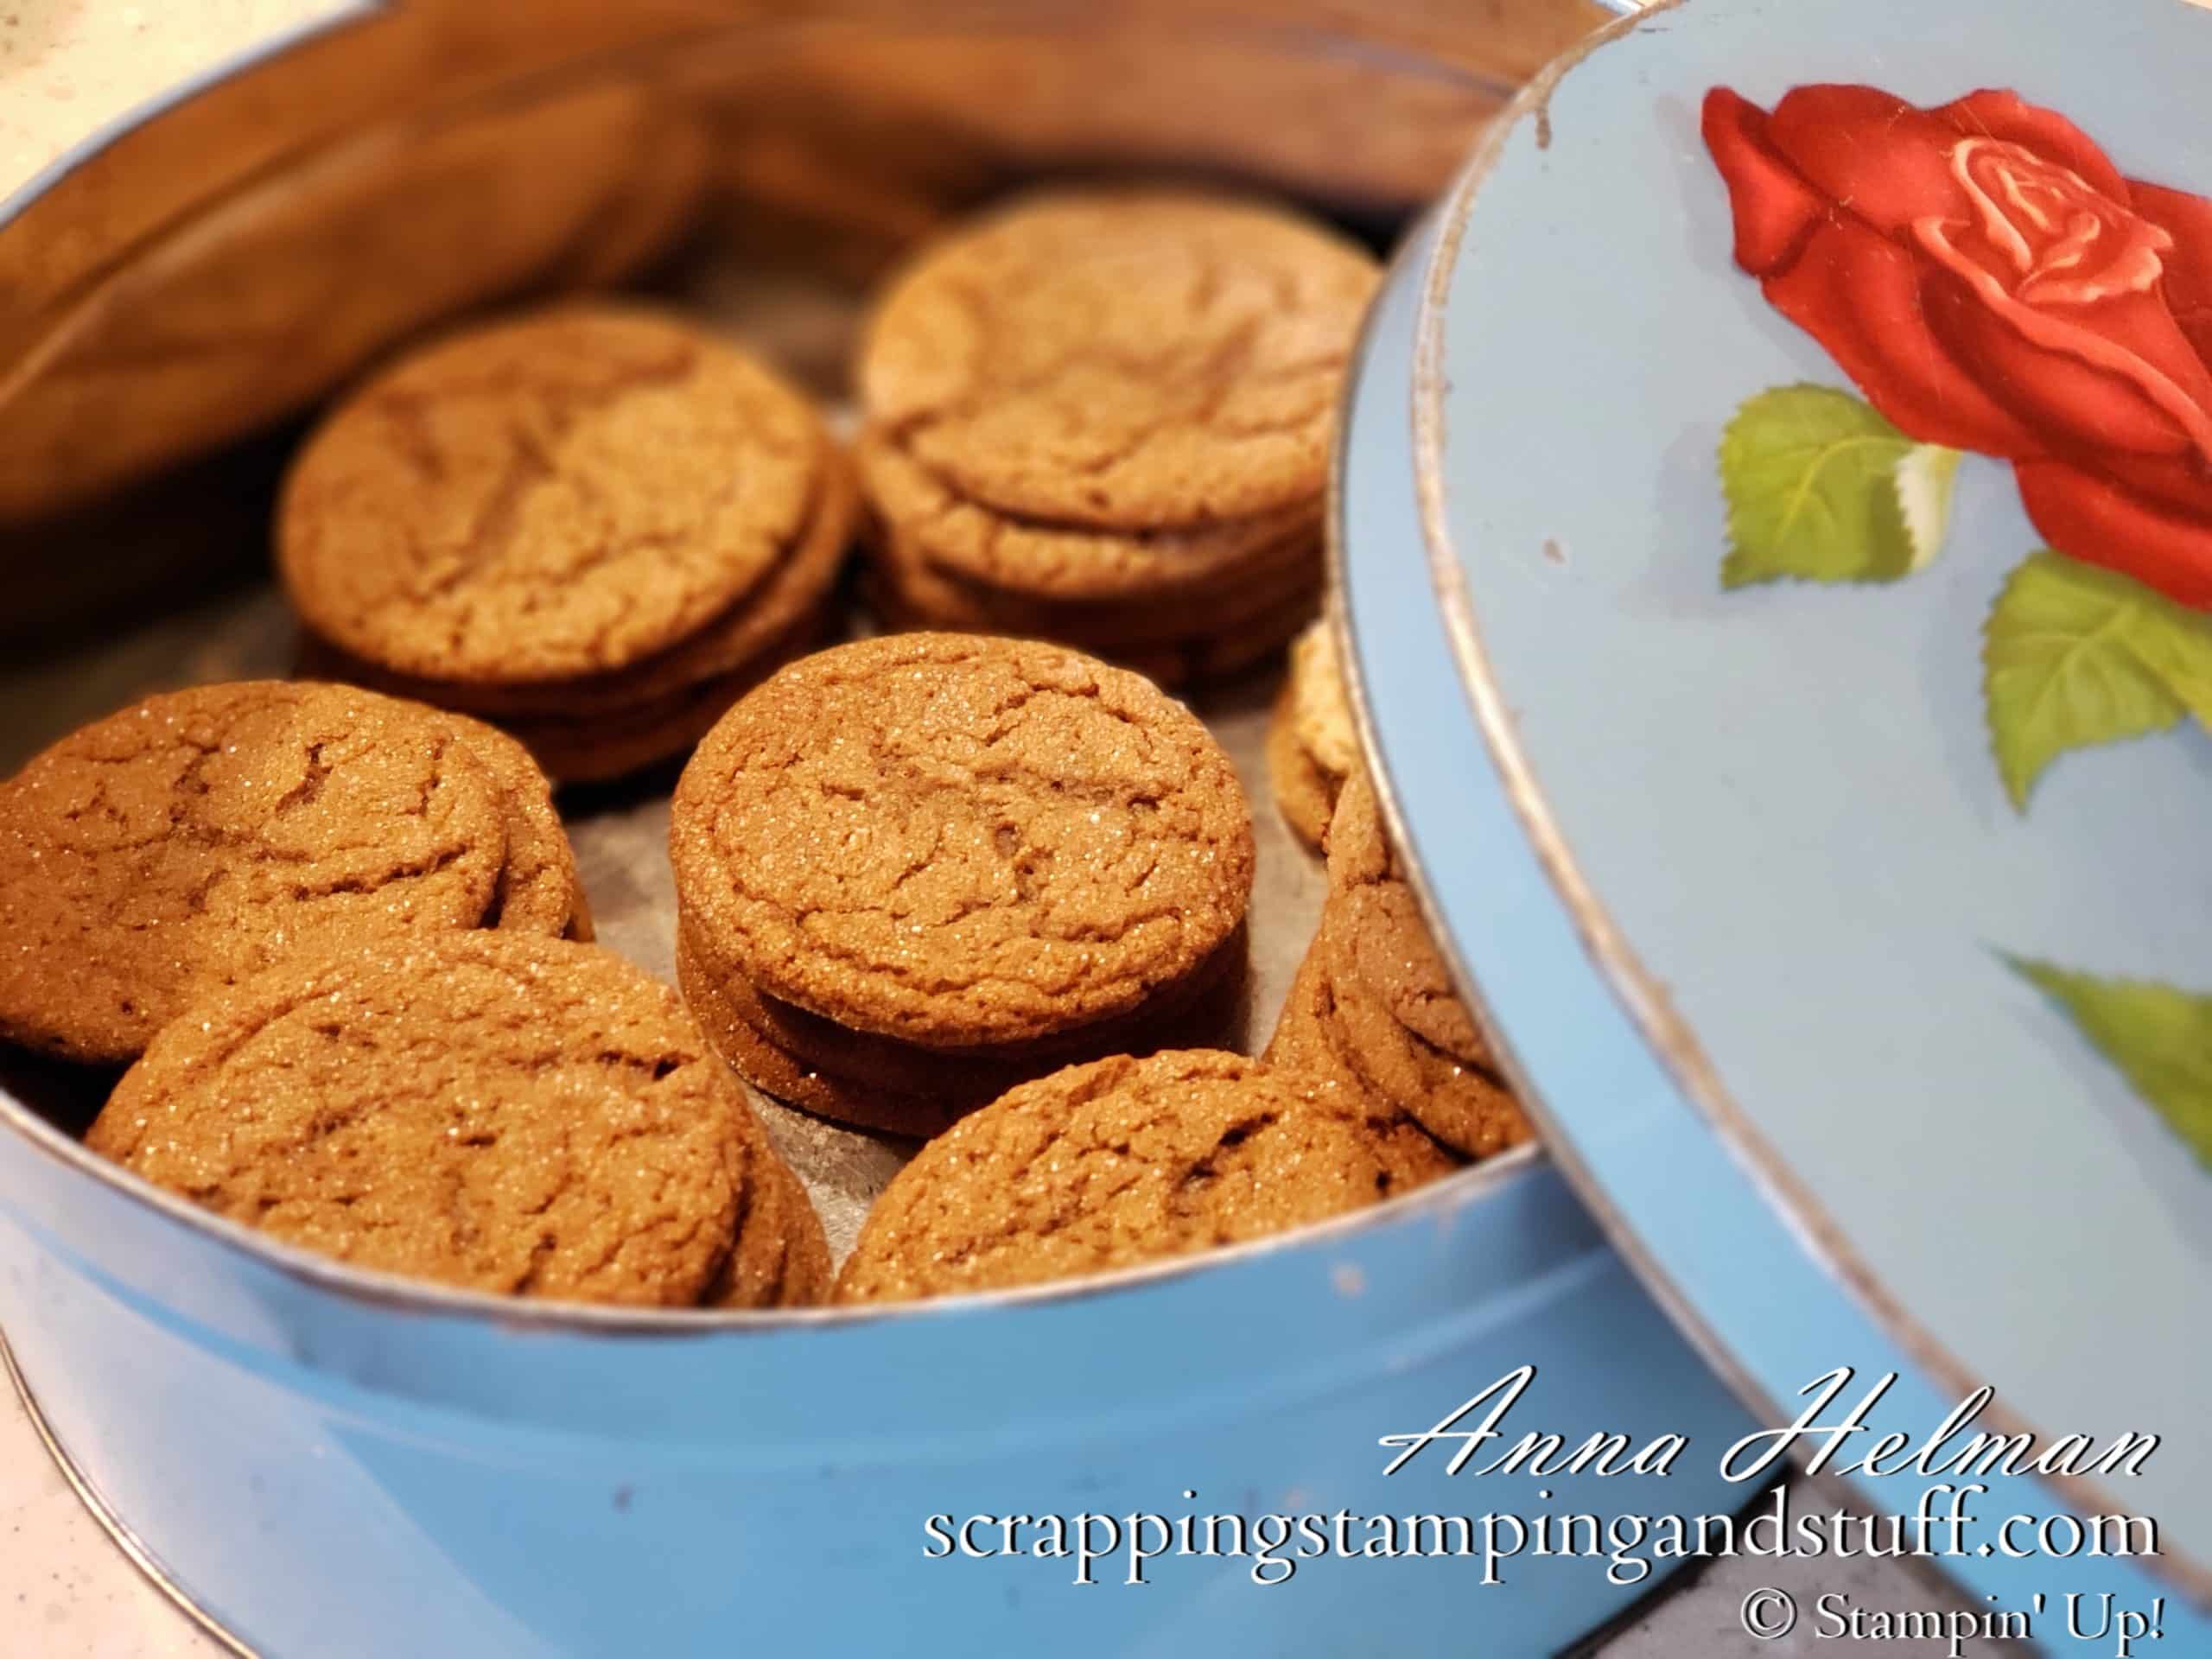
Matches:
[[1, 1328, 260, 1659]]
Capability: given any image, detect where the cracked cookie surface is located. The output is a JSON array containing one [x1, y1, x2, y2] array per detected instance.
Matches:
[[860, 189, 1379, 531], [0, 681, 508, 1064], [87, 932, 821, 1307], [319, 445, 858, 721], [835, 1050, 1436, 1304], [671, 633, 1254, 1046], [278, 303, 822, 683]]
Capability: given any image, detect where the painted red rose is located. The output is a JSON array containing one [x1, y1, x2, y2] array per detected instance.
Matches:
[[1703, 83, 2212, 609]]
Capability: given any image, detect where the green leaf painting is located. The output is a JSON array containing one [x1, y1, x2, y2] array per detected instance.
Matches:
[[1719, 386, 1960, 587], [1981, 550, 2212, 810], [2010, 958, 2212, 1170]]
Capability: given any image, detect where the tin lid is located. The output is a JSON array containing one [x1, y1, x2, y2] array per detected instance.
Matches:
[[1344, 0, 2212, 1616]]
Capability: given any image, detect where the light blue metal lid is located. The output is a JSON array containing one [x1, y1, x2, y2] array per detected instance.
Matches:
[[1344, 0, 2212, 1624]]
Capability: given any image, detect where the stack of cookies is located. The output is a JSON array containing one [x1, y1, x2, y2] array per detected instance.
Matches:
[[1267, 613, 1364, 852], [0, 680, 587, 1066], [836, 1051, 1459, 1304], [1268, 772, 1531, 1161], [853, 188, 1380, 683], [670, 632, 1255, 1136], [278, 303, 855, 783], [89, 933, 829, 1308]]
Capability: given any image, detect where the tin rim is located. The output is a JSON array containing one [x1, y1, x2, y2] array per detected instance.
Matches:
[[2, 1332, 262, 1658], [1400, 0, 2212, 1602], [0, 1058, 1542, 1333]]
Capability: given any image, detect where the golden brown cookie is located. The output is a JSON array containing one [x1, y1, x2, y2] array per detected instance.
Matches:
[[1325, 879, 1491, 1068], [322, 445, 859, 722], [671, 632, 1255, 1047], [862, 499, 1320, 651], [1268, 617, 1360, 852], [1311, 773, 1531, 1160], [0, 682, 513, 1065], [835, 1050, 1444, 1304], [485, 613, 831, 787], [1108, 587, 1321, 689], [434, 711, 589, 938], [1318, 915, 1527, 1160], [677, 913, 1245, 1138], [88, 933, 825, 1307], [676, 922, 976, 1138], [1263, 942, 1464, 1190], [860, 189, 1379, 530], [278, 302, 822, 684], [863, 556, 1318, 690], [855, 428, 1314, 603], [703, 1135, 834, 1308], [1267, 682, 1338, 853]]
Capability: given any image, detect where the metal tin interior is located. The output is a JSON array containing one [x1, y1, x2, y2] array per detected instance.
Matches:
[[0, 0, 1601, 1327]]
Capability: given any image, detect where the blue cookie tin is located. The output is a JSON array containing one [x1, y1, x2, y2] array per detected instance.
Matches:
[[4, 0, 2202, 1652]]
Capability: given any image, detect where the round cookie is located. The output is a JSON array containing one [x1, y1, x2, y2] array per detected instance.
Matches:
[[434, 710, 588, 938], [1319, 950, 1529, 1160], [278, 302, 823, 683], [671, 632, 1255, 1046], [1321, 771, 1490, 1065], [0, 682, 509, 1065], [863, 555, 1319, 690], [1313, 772, 1527, 1159], [1263, 944, 1463, 1190], [1325, 879, 1492, 1068], [88, 933, 825, 1307], [1269, 617, 1360, 851], [860, 188, 1380, 530], [835, 1050, 1442, 1304], [855, 428, 1314, 601], [1266, 680, 1338, 852], [676, 925, 978, 1139], [492, 612, 830, 786], [678, 914, 1247, 1137], [1286, 615, 1361, 784], [704, 1139, 834, 1308], [1324, 763, 1395, 891], [321, 445, 859, 721], [863, 499, 1320, 651]]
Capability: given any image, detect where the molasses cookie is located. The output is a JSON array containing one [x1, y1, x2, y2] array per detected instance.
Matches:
[[87, 933, 827, 1308], [854, 188, 1374, 677], [0, 681, 579, 1065], [1263, 944, 1463, 1186], [854, 429, 1312, 604], [1267, 615, 1361, 852], [1290, 772, 1531, 1160], [671, 632, 1254, 1128], [675, 912, 1246, 1139], [280, 303, 853, 779], [861, 189, 1377, 529], [834, 1050, 1448, 1304], [434, 710, 592, 938]]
